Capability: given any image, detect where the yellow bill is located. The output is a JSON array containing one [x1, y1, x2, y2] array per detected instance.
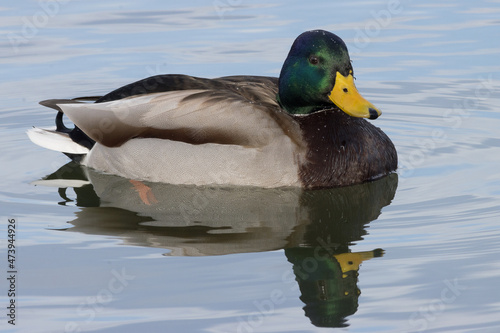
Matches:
[[328, 71, 381, 119]]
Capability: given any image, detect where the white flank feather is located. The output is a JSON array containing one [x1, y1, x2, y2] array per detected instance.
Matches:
[[27, 127, 89, 155]]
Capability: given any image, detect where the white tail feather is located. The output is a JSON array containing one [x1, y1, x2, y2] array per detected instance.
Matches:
[[31, 179, 91, 188], [27, 127, 89, 155]]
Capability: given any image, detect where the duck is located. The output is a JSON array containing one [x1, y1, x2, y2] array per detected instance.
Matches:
[[28, 30, 397, 189]]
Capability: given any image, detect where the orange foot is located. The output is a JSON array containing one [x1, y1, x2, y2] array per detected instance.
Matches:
[[129, 179, 158, 206]]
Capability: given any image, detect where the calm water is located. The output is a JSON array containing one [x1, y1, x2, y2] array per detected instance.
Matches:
[[1, 0, 500, 332]]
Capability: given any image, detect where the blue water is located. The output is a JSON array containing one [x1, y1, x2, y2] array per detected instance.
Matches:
[[1, 0, 500, 332]]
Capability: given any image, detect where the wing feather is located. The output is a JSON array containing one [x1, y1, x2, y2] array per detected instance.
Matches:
[[59, 86, 303, 149]]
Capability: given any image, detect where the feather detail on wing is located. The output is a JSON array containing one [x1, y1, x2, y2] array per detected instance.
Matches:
[[58, 87, 304, 149]]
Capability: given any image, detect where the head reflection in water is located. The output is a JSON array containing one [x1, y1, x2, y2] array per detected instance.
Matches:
[[284, 174, 397, 328], [35, 162, 398, 329], [286, 247, 384, 327]]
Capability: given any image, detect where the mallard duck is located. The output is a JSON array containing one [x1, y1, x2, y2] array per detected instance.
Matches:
[[28, 30, 397, 189]]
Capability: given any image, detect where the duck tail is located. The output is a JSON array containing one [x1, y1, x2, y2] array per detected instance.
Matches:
[[28, 98, 100, 162], [27, 127, 90, 160]]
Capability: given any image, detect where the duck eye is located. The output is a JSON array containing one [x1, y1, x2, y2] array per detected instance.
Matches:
[[308, 55, 319, 65], [343, 88, 348, 93]]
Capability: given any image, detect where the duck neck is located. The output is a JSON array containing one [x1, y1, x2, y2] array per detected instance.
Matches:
[[276, 93, 325, 115]]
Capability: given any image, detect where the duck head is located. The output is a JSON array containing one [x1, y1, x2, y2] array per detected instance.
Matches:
[[278, 30, 381, 119]]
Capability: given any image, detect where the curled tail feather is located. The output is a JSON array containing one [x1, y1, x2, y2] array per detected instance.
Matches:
[[28, 97, 102, 161]]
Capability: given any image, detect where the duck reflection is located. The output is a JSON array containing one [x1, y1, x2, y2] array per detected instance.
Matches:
[[283, 174, 395, 328], [35, 162, 397, 327]]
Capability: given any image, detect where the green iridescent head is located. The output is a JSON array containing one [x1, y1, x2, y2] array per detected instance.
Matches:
[[278, 30, 381, 119]]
